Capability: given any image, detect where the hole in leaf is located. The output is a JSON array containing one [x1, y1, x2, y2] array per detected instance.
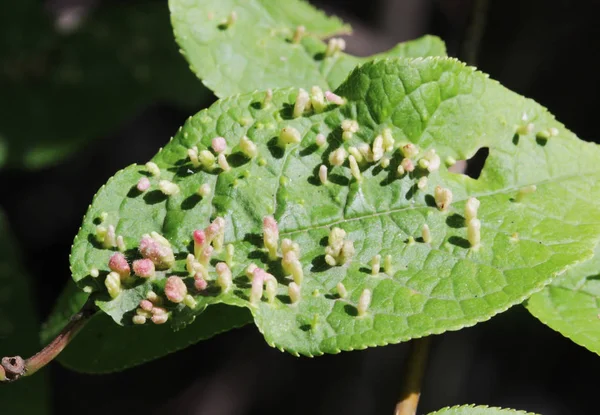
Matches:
[[451, 147, 489, 179]]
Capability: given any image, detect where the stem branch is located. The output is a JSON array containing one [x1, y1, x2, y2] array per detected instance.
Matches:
[[1, 302, 94, 382], [394, 337, 432, 415]]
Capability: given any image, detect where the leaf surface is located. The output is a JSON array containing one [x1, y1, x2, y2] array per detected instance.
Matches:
[[0, 211, 50, 414], [0, 1, 209, 169], [526, 243, 600, 355], [170, 0, 445, 97], [70, 57, 600, 356], [427, 405, 539, 415]]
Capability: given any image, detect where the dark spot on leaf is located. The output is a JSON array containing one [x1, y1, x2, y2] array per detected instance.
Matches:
[[344, 304, 358, 317], [276, 294, 291, 304], [86, 233, 104, 249], [233, 289, 250, 301], [446, 214, 465, 228], [405, 183, 418, 200], [324, 293, 338, 300], [181, 194, 201, 210], [586, 274, 600, 281], [359, 267, 370, 274], [233, 276, 251, 289], [512, 134, 520, 145], [424, 194, 436, 207], [143, 190, 168, 205], [313, 52, 325, 61], [228, 152, 249, 167], [279, 103, 294, 120], [267, 137, 285, 159], [299, 324, 312, 332], [167, 164, 195, 178], [328, 173, 350, 186], [243, 232, 263, 248], [250, 101, 262, 110], [174, 252, 189, 261], [448, 236, 470, 249], [319, 236, 329, 247], [247, 250, 267, 261], [536, 135, 549, 146], [300, 143, 319, 157], [127, 186, 142, 198], [414, 237, 425, 243], [311, 255, 330, 272]]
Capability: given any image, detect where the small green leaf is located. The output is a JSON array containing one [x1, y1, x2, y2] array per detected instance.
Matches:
[[427, 405, 539, 415], [170, 0, 445, 97], [70, 57, 600, 357], [526, 243, 600, 355], [41, 281, 251, 373], [0, 1, 210, 169], [0, 211, 50, 414]]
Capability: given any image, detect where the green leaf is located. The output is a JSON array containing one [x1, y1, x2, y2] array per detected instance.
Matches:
[[427, 405, 539, 415], [70, 57, 600, 357], [41, 281, 251, 373], [526, 243, 600, 355], [170, 0, 445, 97], [0, 211, 50, 414], [0, 1, 210, 169]]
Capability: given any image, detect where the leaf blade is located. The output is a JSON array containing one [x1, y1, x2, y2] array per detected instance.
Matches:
[[170, 0, 446, 97], [526, 243, 600, 355], [70, 57, 600, 356]]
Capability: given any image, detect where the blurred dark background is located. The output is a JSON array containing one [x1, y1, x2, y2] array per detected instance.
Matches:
[[1, 0, 600, 413]]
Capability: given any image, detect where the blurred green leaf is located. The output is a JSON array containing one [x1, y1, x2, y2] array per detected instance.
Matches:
[[527, 243, 600, 355], [41, 281, 251, 373], [0, 1, 211, 169], [170, 0, 446, 97]]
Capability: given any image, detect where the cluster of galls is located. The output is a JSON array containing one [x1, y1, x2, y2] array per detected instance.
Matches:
[[93, 216, 227, 326]]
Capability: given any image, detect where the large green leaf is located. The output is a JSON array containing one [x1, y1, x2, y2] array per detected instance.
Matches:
[[526, 243, 600, 355], [427, 405, 539, 415], [41, 281, 251, 373], [69, 57, 600, 357], [0, 1, 209, 169], [0, 211, 50, 413], [170, 0, 446, 97]]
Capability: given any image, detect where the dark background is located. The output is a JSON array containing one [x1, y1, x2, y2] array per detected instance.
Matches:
[[1, 0, 600, 413]]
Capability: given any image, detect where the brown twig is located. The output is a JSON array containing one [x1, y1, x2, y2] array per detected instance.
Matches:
[[394, 337, 432, 415], [1, 302, 94, 382]]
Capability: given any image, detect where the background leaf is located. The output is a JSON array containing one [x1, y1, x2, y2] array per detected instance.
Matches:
[[0, 1, 210, 169], [427, 405, 539, 415], [68, 57, 600, 357], [526, 243, 600, 355], [41, 281, 251, 373], [170, 0, 446, 97], [0, 211, 50, 414]]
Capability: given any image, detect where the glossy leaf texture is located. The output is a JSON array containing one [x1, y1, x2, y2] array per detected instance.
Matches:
[[427, 405, 539, 415], [169, 0, 446, 97], [526, 243, 600, 355], [0, 1, 210, 169], [70, 57, 600, 357], [41, 281, 251, 373], [0, 211, 50, 413]]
